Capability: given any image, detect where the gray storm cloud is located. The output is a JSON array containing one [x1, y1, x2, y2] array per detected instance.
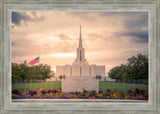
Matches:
[[12, 12, 44, 26]]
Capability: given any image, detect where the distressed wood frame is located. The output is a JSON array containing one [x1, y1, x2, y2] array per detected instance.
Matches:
[[0, 0, 160, 114]]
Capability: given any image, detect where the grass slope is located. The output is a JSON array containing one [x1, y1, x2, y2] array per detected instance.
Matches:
[[99, 82, 148, 92], [12, 81, 148, 92]]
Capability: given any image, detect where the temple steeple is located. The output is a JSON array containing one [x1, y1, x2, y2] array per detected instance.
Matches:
[[73, 26, 87, 63], [79, 26, 83, 48], [56, 26, 105, 79]]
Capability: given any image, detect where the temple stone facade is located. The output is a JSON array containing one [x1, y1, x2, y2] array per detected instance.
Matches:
[[56, 26, 105, 78]]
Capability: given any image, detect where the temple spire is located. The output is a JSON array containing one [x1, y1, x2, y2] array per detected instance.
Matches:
[[79, 26, 83, 48]]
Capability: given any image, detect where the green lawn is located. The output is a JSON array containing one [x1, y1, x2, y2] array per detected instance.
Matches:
[[12, 81, 148, 92], [99, 82, 148, 92], [12, 81, 61, 91]]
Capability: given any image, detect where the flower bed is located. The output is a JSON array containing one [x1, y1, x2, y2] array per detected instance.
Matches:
[[12, 88, 148, 100]]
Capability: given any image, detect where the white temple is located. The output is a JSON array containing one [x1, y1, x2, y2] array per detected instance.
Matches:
[[56, 26, 105, 78]]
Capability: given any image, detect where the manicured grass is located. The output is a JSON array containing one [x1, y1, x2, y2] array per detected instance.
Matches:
[[99, 82, 148, 92], [12, 82, 61, 91], [12, 81, 148, 92]]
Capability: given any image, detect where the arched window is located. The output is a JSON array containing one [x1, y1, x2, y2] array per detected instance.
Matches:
[[80, 67, 81, 76], [80, 50, 81, 61], [71, 67, 72, 77]]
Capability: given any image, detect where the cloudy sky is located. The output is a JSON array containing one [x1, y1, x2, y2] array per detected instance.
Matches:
[[12, 12, 148, 75]]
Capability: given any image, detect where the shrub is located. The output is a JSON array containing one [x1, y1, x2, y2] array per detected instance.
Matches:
[[12, 89, 21, 95], [41, 90, 46, 95]]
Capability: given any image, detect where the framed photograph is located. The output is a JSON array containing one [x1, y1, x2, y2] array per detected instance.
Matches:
[[11, 11, 149, 101], [0, 0, 160, 114]]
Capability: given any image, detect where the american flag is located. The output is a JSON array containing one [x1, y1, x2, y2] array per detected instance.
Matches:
[[29, 57, 39, 66]]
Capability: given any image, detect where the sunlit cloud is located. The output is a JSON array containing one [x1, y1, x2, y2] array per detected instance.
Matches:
[[46, 36, 60, 41], [51, 68, 56, 72], [12, 12, 148, 74], [50, 53, 76, 58]]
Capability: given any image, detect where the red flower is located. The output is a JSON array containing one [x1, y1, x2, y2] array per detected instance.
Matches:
[[89, 96, 95, 99], [29, 90, 37, 96]]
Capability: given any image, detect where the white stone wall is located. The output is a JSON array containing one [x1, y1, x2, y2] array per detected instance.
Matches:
[[56, 66, 65, 77], [90, 65, 105, 77], [96, 66, 105, 76], [64, 65, 72, 77], [72, 64, 91, 77], [72, 64, 80, 76], [62, 76, 99, 92], [81, 64, 90, 76], [56, 64, 105, 77], [90, 64, 97, 76]]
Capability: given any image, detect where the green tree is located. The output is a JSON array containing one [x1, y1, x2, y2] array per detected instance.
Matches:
[[12, 63, 22, 80], [108, 66, 123, 80], [58, 75, 63, 80], [108, 53, 148, 80], [127, 54, 148, 79], [95, 75, 102, 80], [58, 75, 66, 80], [12, 62, 54, 81]]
